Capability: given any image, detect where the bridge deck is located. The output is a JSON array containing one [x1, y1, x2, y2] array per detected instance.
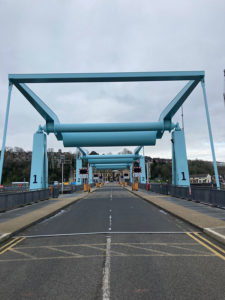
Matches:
[[0, 184, 225, 299]]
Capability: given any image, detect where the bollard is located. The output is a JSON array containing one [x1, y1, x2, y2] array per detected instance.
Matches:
[[132, 183, 135, 191], [88, 184, 91, 192], [49, 186, 53, 197], [135, 182, 138, 191], [84, 184, 87, 192]]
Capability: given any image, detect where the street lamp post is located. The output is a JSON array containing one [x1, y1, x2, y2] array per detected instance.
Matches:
[[61, 154, 65, 194]]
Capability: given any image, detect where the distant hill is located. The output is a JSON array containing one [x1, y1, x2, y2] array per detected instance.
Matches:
[[0, 148, 224, 184]]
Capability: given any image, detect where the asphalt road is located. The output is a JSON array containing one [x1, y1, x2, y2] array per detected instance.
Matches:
[[0, 184, 225, 300]]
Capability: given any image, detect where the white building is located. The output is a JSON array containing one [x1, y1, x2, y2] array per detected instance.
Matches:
[[190, 174, 212, 184]]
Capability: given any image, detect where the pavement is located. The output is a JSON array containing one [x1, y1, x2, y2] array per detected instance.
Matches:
[[127, 186, 225, 246], [0, 184, 225, 300], [0, 188, 96, 243]]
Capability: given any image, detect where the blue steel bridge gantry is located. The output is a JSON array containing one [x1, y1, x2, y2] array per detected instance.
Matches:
[[76, 147, 143, 184], [0, 71, 220, 189]]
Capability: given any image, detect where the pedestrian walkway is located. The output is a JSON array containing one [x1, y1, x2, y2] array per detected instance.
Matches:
[[127, 186, 225, 246], [0, 190, 91, 243]]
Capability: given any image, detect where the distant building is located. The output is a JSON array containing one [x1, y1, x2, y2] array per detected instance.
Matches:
[[190, 174, 212, 184]]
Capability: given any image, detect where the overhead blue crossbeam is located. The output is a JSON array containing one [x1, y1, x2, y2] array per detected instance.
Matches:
[[93, 164, 129, 170], [9, 71, 204, 84], [62, 131, 157, 147], [88, 158, 136, 164], [44, 121, 173, 133], [83, 154, 139, 159]]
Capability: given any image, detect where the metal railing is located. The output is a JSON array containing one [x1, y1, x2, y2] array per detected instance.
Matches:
[[138, 183, 225, 209], [0, 188, 50, 212]]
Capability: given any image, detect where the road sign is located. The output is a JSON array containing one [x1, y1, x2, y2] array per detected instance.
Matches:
[[79, 168, 89, 179], [123, 172, 129, 179], [133, 167, 142, 177]]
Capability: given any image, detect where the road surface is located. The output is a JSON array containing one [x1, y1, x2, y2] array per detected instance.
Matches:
[[0, 184, 225, 300]]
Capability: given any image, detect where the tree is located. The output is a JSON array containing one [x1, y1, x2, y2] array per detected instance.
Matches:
[[89, 151, 99, 155], [118, 148, 132, 155]]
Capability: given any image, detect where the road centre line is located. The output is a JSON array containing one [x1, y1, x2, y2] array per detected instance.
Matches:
[[102, 237, 111, 300], [186, 232, 225, 261]]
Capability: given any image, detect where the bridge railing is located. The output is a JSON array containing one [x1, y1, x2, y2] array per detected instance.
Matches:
[[138, 183, 225, 209], [0, 188, 50, 212]]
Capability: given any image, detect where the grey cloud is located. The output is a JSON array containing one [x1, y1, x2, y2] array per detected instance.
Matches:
[[0, 0, 224, 161]]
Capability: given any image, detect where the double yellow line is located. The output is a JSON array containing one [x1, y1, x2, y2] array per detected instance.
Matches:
[[0, 237, 26, 255], [187, 232, 225, 261]]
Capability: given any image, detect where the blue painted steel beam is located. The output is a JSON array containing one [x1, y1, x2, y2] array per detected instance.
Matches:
[[94, 164, 129, 170], [77, 147, 87, 157], [134, 146, 143, 155], [201, 81, 220, 189], [62, 131, 157, 147], [13, 83, 60, 124], [9, 71, 204, 84], [87, 158, 136, 164], [44, 121, 175, 133], [83, 154, 139, 159], [0, 83, 13, 184], [159, 80, 201, 122]]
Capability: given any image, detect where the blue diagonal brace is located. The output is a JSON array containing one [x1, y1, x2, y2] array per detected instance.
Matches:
[[159, 80, 200, 122], [13, 83, 60, 124], [13, 82, 62, 140], [134, 146, 143, 155], [77, 147, 87, 157]]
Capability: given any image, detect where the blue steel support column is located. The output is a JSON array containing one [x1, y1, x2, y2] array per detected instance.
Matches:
[[0, 83, 13, 184], [172, 129, 190, 186], [76, 153, 82, 185], [129, 163, 133, 183], [172, 138, 176, 185], [89, 164, 93, 184], [30, 129, 48, 190], [140, 156, 146, 184], [201, 80, 220, 189]]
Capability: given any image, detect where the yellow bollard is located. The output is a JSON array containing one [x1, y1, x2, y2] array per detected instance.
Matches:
[[88, 184, 91, 192], [84, 184, 87, 192], [132, 183, 135, 191], [135, 182, 138, 191], [123, 182, 127, 187]]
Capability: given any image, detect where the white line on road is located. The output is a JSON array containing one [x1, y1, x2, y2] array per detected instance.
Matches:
[[19, 231, 200, 238], [102, 236, 111, 300], [159, 210, 167, 215]]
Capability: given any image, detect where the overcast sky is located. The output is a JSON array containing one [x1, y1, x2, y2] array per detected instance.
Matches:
[[0, 0, 224, 161]]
